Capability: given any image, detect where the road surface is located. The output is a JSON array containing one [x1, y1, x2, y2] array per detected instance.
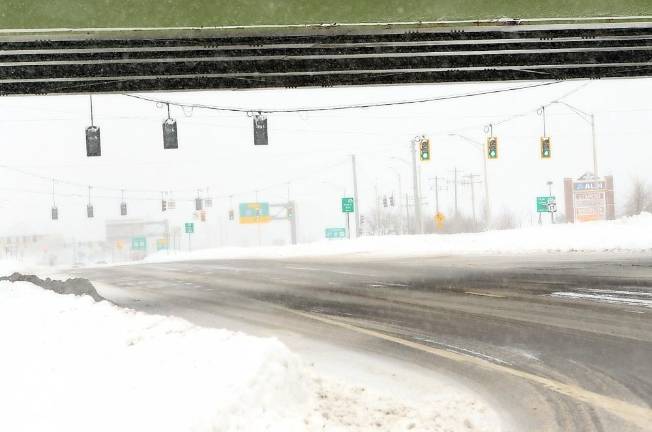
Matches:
[[72, 252, 652, 431]]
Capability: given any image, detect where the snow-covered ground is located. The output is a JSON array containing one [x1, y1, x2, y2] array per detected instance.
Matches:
[[144, 213, 652, 264], [0, 279, 502, 432]]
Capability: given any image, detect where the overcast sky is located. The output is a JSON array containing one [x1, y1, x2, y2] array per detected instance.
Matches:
[[2, 78, 651, 245]]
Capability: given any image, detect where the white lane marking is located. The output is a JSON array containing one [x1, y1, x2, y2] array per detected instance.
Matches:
[[285, 265, 376, 277], [414, 335, 511, 365], [551, 291, 652, 308], [288, 309, 652, 430], [465, 291, 506, 298]]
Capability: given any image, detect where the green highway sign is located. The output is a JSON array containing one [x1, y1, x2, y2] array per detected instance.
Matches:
[[325, 227, 347, 239], [131, 236, 147, 251], [341, 197, 355, 213], [536, 196, 556, 213], [184, 222, 194, 234]]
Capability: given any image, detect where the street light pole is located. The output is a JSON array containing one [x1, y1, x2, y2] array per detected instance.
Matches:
[[410, 137, 423, 234], [551, 101, 598, 176]]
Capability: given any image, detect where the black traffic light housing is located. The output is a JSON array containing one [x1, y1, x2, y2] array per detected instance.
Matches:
[[382, 196, 388, 207], [487, 136, 498, 159], [85, 126, 101, 157], [162, 118, 178, 149], [253, 114, 268, 145], [161, 200, 167, 212], [51, 206, 58, 220], [87, 204, 94, 218], [541, 137, 551, 159], [120, 202, 127, 216]]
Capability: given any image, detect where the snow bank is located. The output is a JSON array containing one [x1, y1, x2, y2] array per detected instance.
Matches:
[[145, 212, 652, 263], [0, 281, 311, 432], [0, 281, 503, 432]]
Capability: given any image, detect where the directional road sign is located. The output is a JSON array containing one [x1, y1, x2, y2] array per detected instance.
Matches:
[[341, 197, 355, 213], [131, 236, 147, 251], [325, 227, 347, 239], [536, 196, 556, 213]]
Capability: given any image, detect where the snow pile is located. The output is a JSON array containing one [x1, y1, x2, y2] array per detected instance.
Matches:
[[0, 280, 503, 432], [0, 281, 312, 432], [146, 212, 652, 263]]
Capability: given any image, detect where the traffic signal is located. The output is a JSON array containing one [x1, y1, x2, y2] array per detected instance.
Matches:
[[162, 118, 178, 149], [120, 202, 127, 216], [51, 206, 58, 220], [487, 136, 498, 159], [228, 209, 234, 221], [253, 114, 268, 145], [85, 126, 101, 157], [360, 215, 365, 224], [389, 195, 395, 207], [382, 196, 388, 207], [161, 200, 167, 212], [87, 204, 94, 218], [419, 138, 431, 161], [195, 198, 203, 211], [540, 137, 551, 159]]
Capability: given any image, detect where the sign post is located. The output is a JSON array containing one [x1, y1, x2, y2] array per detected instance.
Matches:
[[184, 222, 194, 251], [341, 197, 355, 239]]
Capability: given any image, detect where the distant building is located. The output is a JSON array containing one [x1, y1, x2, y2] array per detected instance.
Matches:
[[105, 219, 169, 261]]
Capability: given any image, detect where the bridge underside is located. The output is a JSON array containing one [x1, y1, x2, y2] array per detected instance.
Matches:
[[1, 22, 652, 96]]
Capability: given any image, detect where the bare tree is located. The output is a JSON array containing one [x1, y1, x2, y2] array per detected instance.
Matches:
[[624, 177, 652, 216]]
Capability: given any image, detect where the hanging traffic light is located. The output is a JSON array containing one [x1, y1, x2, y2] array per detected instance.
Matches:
[[253, 113, 268, 145], [86, 96, 101, 157], [161, 200, 167, 212], [120, 202, 127, 216], [51, 206, 58, 220], [195, 198, 203, 211], [162, 119, 178, 149], [86, 126, 101, 157], [487, 136, 498, 159], [382, 196, 388, 207], [540, 137, 551, 159], [419, 138, 431, 161], [389, 195, 395, 207]]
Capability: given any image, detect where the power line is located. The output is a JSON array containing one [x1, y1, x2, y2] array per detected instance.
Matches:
[[123, 81, 563, 114]]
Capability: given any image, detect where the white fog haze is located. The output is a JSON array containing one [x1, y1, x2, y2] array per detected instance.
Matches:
[[2, 78, 652, 251]]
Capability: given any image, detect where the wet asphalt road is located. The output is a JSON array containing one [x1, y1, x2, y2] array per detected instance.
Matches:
[[72, 253, 652, 432]]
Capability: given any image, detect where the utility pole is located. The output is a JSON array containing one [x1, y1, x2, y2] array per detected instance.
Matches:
[[410, 137, 423, 234], [591, 114, 598, 176], [405, 193, 411, 234], [429, 176, 445, 214], [255, 190, 261, 247], [462, 174, 482, 226], [351, 154, 360, 237], [450, 167, 460, 218]]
